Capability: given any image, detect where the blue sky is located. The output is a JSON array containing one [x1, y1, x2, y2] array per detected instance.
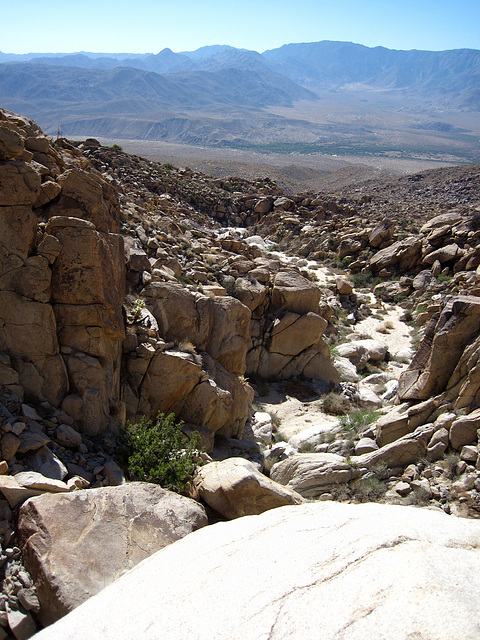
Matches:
[[3, 0, 479, 54]]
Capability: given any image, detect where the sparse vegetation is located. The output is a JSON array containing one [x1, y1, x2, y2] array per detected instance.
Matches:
[[323, 392, 351, 415], [118, 413, 202, 493], [354, 476, 388, 502], [339, 409, 381, 434]]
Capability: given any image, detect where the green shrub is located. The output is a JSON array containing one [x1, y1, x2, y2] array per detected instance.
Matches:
[[339, 409, 381, 434], [354, 476, 388, 502], [110, 143, 122, 151], [119, 413, 201, 493]]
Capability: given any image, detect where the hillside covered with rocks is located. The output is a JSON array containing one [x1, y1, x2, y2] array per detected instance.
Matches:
[[1, 106, 480, 638]]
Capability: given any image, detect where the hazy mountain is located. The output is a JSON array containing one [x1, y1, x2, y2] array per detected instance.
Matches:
[[262, 41, 480, 108], [0, 41, 478, 153]]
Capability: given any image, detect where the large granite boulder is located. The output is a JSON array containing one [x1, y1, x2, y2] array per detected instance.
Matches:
[[17, 482, 207, 627], [35, 502, 480, 640], [193, 457, 303, 519], [270, 453, 361, 498]]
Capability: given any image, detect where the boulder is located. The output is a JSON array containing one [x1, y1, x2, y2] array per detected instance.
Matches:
[[369, 236, 421, 272], [369, 218, 395, 247], [34, 502, 480, 640], [269, 311, 327, 357], [145, 281, 251, 375], [270, 453, 361, 498], [193, 458, 303, 519], [17, 482, 207, 626], [375, 398, 437, 447], [336, 339, 387, 368], [271, 270, 321, 315], [0, 161, 41, 206], [352, 428, 430, 468], [449, 408, 480, 450]]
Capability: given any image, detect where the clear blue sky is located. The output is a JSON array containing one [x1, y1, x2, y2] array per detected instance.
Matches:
[[3, 0, 479, 54]]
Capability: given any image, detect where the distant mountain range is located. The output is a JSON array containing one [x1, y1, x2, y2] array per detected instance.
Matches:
[[0, 41, 479, 150]]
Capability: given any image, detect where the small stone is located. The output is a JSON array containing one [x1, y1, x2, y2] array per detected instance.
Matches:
[[21, 405, 41, 421], [394, 481, 412, 496], [11, 423, 26, 437], [0, 462, 8, 476], [6, 605, 37, 640], [13, 472, 69, 493], [55, 424, 82, 449], [17, 589, 40, 614], [460, 445, 478, 464], [67, 476, 90, 490], [102, 460, 125, 486], [1, 433, 20, 461], [0, 476, 41, 509]]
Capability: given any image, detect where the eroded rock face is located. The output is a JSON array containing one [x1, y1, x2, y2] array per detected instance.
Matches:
[[0, 110, 126, 435], [398, 296, 480, 404], [17, 482, 208, 627], [34, 502, 480, 640]]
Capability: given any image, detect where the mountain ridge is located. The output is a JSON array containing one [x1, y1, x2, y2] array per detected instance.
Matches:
[[0, 40, 478, 155]]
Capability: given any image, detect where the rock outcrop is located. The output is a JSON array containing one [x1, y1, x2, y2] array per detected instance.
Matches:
[[34, 502, 480, 640]]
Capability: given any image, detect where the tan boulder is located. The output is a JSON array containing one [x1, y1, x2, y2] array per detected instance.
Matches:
[[270, 453, 361, 498], [0, 290, 58, 358], [449, 408, 480, 450], [233, 277, 266, 312], [420, 211, 464, 234], [0, 123, 25, 160], [145, 281, 251, 375], [375, 398, 438, 447], [369, 218, 395, 247], [206, 295, 251, 375], [269, 311, 327, 357], [336, 339, 388, 368], [131, 349, 252, 444], [0, 205, 37, 270], [423, 243, 459, 265], [369, 236, 421, 272], [48, 216, 126, 335], [352, 427, 431, 468], [271, 270, 321, 314], [194, 458, 303, 519], [48, 168, 120, 233], [17, 483, 207, 626]]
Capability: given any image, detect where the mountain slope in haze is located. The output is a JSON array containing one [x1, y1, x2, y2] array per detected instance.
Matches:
[[262, 41, 480, 108], [0, 40, 478, 151]]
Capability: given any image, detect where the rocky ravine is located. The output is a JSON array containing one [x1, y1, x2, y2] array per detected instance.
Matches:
[[1, 106, 480, 638]]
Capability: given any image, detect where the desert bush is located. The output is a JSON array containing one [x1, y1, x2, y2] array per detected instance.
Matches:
[[323, 392, 351, 415], [339, 408, 380, 434], [354, 476, 388, 502], [118, 413, 201, 493]]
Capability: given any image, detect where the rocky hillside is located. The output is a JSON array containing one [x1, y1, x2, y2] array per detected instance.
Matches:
[[1, 106, 480, 637]]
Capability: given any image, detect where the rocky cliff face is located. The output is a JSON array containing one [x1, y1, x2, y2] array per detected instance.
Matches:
[[0, 108, 340, 451], [0, 110, 126, 438]]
